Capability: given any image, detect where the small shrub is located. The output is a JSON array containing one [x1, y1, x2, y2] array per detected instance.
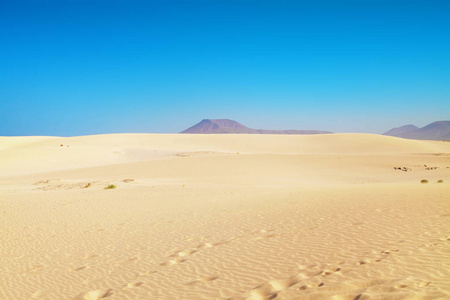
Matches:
[[104, 184, 116, 189], [84, 183, 91, 188], [437, 179, 443, 183], [421, 179, 428, 184]]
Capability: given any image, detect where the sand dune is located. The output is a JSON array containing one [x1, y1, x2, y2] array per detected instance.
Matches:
[[0, 134, 449, 299]]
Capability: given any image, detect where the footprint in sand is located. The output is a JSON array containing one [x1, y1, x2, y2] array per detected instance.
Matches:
[[160, 258, 186, 267], [381, 249, 399, 254], [320, 267, 341, 277], [199, 242, 216, 248], [73, 288, 113, 300], [137, 270, 157, 277], [116, 257, 138, 264], [253, 234, 278, 240], [162, 238, 236, 267], [26, 264, 46, 273], [170, 249, 198, 257], [162, 248, 199, 266], [357, 258, 382, 265], [200, 237, 237, 247], [185, 276, 219, 286], [249, 275, 303, 300], [297, 281, 325, 291], [247, 263, 337, 299], [418, 281, 431, 287], [260, 229, 276, 233], [73, 266, 87, 271], [123, 282, 143, 290], [421, 236, 450, 248], [31, 290, 52, 299]]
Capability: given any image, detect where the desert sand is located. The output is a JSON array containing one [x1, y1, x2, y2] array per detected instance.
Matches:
[[0, 133, 449, 300]]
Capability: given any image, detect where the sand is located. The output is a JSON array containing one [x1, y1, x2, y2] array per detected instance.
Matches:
[[0, 133, 449, 300]]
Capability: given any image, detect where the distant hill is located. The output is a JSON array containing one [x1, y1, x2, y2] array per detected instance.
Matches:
[[383, 121, 450, 140], [383, 125, 419, 137], [180, 119, 332, 135]]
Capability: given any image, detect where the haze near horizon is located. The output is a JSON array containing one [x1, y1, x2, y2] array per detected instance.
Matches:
[[1, 0, 449, 136]]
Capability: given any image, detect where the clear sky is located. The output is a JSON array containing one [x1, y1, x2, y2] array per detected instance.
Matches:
[[1, 0, 449, 136]]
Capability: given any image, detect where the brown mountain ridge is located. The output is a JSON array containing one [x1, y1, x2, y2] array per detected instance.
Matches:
[[383, 121, 450, 141], [180, 119, 332, 135]]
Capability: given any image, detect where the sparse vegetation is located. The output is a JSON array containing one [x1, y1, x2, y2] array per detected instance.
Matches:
[[394, 166, 411, 172], [437, 180, 443, 183], [104, 184, 116, 189], [84, 183, 91, 188], [421, 179, 429, 184]]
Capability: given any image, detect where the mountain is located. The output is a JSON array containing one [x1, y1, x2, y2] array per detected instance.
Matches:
[[383, 121, 450, 141], [382, 124, 419, 137], [180, 119, 259, 134], [180, 119, 332, 135]]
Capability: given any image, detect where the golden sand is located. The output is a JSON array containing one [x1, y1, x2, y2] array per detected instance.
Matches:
[[0, 133, 449, 299]]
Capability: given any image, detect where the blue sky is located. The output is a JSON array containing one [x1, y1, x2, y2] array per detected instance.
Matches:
[[1, 0, 449, 136]]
